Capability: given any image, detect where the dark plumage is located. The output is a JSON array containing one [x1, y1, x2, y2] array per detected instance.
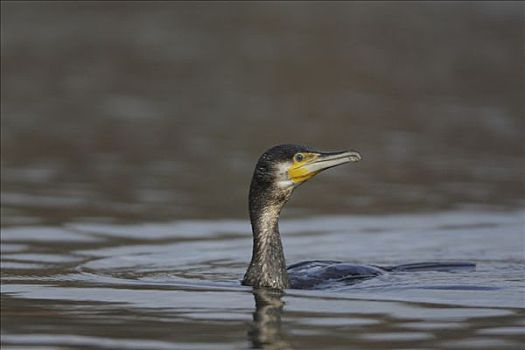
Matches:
[[242, 144, 366, 290], [243, 145, 305, 289], [242, 144, 475, 290]]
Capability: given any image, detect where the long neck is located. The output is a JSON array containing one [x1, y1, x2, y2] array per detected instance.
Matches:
[[243, 179, 293, 290]]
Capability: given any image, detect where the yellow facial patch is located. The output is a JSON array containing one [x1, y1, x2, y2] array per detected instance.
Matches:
[[288, 152, 320, 183]]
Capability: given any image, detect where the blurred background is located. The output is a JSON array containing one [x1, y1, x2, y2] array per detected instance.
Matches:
[[1, 2, 524, 225]]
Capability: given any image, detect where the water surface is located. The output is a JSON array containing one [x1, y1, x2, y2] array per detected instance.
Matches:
[[2, 210, 524, 349]]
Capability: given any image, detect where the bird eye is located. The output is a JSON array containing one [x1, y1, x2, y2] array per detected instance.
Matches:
[[294, 153, 305, 162]]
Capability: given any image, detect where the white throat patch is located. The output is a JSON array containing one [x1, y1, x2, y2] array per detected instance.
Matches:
[[275, 162, 294, 189]]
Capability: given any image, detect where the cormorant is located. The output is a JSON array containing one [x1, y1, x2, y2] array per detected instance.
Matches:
[[242, 144, 474, 290]]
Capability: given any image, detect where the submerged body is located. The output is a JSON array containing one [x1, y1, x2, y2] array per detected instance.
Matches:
[[287, 261, 385, 289], [242, 144, 474, 290], [287, 260, 475, 289]]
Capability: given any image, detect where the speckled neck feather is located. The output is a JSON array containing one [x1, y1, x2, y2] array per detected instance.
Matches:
[[242, 165, 294, 290]]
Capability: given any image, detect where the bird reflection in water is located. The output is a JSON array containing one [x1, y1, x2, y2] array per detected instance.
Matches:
[[248, 288, 292, 350]]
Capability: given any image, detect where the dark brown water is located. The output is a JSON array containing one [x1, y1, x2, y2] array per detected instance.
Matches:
[[1, 2, 524, 349]]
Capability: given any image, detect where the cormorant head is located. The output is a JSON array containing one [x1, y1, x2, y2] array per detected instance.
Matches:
[[251, 144, 362, 192]]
